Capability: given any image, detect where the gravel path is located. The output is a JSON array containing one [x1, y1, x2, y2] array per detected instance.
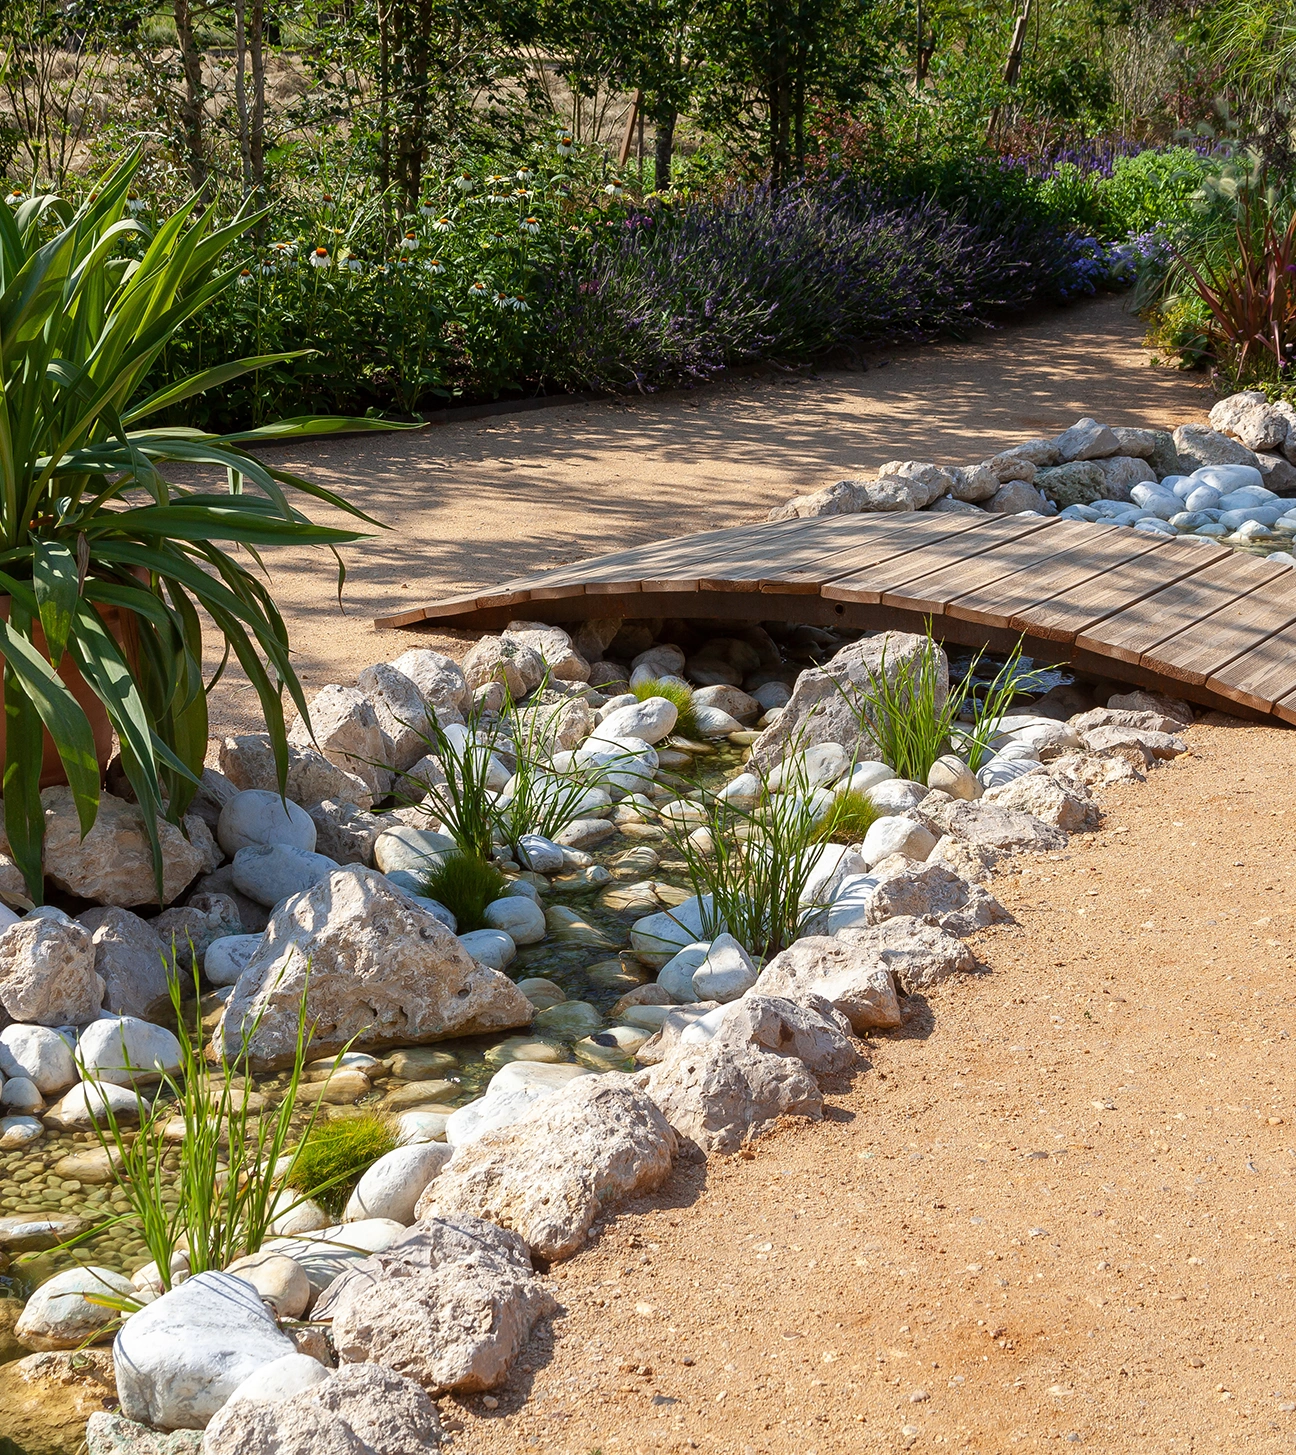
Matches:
[[443, 715, 1296, 1452], [207, 294, 1211, 731]]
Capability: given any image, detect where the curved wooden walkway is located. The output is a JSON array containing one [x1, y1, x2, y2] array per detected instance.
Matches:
[[376, 512, 1296, 723]]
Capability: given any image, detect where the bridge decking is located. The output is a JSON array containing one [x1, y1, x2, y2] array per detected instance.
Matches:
[[376, 513, 1296, 723]]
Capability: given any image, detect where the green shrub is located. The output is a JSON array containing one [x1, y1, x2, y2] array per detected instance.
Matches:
[[816, 788, 880, 844], [633, 678, 701, 740], [286, 1113, 396, 1218], [1096, 147, 1214, 237], [420, 851, 506, 931]]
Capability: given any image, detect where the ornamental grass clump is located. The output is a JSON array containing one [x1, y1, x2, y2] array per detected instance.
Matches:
[[284, 1112, 397, 1219], [420, 851, 506, 931], [815, 787, 880, 844], [632, 677, 701, 740], [0, 149, 397, 901]]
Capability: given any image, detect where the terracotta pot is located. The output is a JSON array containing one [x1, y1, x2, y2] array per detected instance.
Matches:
[[0, 599, 131, 788]]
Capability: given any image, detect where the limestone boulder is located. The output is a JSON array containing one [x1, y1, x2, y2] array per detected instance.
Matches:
[[986, 480, 1050, 514], [461, 636, 544, 698], [1053, 417, 1120, 461], [640, 1037, 823, 1154], [75, 908, 169, 1018], [113, 1271, 296, 1429], [200, 1363, 442, 1455], [42, 789, 217, 907], [85, 1411, 203, 1453], [750, 633, 942, 773], [1209, 391, 1289, 451], [0, 909, 102, 1026], [755, 936, 901, 1028], [230, 844, 341, 908], [305, 800, 386, 866], [868, 861, 1012, 937], [503, 621, 590, 682], [836, 915, 977, 992], [926, 798, 1068, 864], [1035, 461, 1109, 507], [76, 1016, 182, 1087], [219, 735, 373, 810], [215, 868, 533, 1071], [418, 1075, 675, 1262], [0, 1351, 118, 1455], [358, 662, 434, 772], [982, 772, 1099, 831], [287, 686, 393, 799], [343, 1142, 453, 1225], [1172, 423, 1260, 473], [389, 648, 469, 713]]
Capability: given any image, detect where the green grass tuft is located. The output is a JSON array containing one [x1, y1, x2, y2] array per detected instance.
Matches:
[[420, 851, 506, 932], [287, 1112, 396, 1217], [633, 677, 701, 740], [816, 788, 881, 844]]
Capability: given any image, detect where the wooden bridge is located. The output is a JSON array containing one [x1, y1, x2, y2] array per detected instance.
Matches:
[[376, 511, 1296, 724]]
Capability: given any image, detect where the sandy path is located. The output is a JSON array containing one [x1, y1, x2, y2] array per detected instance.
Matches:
[[441, 715, 1296, 1453], [207, 294, 1212, 731]]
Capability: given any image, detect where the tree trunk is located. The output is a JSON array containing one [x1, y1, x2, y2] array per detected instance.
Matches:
[[250, 0, 266, 194], [234, 0, 252, 196], [173, 0, 207, 193], [653, 103, 676, 191]]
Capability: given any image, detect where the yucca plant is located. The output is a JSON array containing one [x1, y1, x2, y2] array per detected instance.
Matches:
[[0, 150, 396, 898]]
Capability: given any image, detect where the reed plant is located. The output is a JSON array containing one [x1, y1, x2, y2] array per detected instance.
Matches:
[[73, 970, 356, 1293]]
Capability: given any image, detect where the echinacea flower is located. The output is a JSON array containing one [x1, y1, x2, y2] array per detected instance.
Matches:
[[419, 199, 436, 216], [468, 279, 488, 296], [237, 268, 253, 284], [455, 172, 475, 192], [604, 178, 623, 197], [511, 294, 529, 312], [402, 231, 420, 250], [4, 189, 22, 205], [492, 289, 510, 307], [259, 262, 276, 277], [556, 132, 573, 155], [432, 216, 453, 232], [310, 247, 331, 268], [344, 256, 364, 272], [126, 195, 147, 213], [427, 258, 445, 274], [516, 168, 533, 182], [520, 216, 541, 235], [322, 192, 335, 203]]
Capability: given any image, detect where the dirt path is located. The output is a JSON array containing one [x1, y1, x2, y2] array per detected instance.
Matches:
[[440, 716, 1296, 1454], [208, 294, 1212, 731]]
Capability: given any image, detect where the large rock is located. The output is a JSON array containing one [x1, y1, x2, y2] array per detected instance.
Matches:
[[640, 1037, 823, 1154], [986, 480, 1049, 514], [75, 909, 170, 1018], [215, 868, 533, 1070], [503, 621, 590, 682], [461, 636, 544, 698], [389, 647, 468, 712], [328, 1247, 556, 1394], [1096, 455, 1155, 496], [926, 798, 1068, 864], [0, 1350, 117, 1455], [982, 772, 1098, 831], [868, 862, 1012, 937], [755, 937, 900, 1028], [0, 1024, 76, 1094], [0, 909, 103, 1026], [838, 916, 977, 991], [42, 789, 217, 907], [597, 697, 678, 744], [306, 800, 386, 866], [219, 735, 373, 810], [76, 1016, 182, 1087], [45, 1081, 142, 1130], [113, 1271, 296, 1430], [288, 686, 393, 799], [358, 662, 434, 772], [1035, 461, 1108, 507], [1172, 423, 1260, 473], [1209, 391, 1289, 451], [200, 1363, 442, 1455], [260, 1218, 407, 1300], [418, 1076, 675, 1261], [14, 1267, 134, 1351], [1053, 417, 1120, 461], [750, 633, 941, 773]]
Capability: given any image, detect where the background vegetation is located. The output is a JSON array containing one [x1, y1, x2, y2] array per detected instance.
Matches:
[[3, 0, 1292, 417]]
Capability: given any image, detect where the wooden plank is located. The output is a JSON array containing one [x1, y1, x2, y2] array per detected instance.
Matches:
[[1073, 549, 1280, 664], [747, 513, 991, 596], [1140, 570, 1296, 685], [1007, 537, 1211, 643], [823, 515, 1057, 606], [1205, 615, 1296, 709], [890, 520, 1119, 617], [944, 527, 1164, 630]]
